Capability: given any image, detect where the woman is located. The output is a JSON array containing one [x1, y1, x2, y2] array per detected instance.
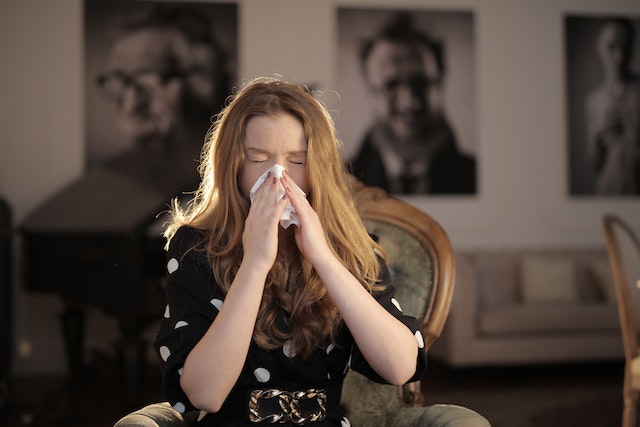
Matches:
[[153, 77, 426, 426], [585, 17, 640, 195]]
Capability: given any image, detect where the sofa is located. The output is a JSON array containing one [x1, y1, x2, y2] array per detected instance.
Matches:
[[430, 248, 623, 367]]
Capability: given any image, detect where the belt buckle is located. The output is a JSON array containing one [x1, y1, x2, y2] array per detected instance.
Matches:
[[249, 388, 327, 424]]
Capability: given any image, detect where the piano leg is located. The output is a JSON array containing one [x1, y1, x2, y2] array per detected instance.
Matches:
[[59, 303, 150, 405], [59, 304, 87, 379], [117, 318, 147, 404]]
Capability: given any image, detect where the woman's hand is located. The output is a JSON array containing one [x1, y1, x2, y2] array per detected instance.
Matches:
[[281, 171, 333, 266], [242, 173, 289, 272]]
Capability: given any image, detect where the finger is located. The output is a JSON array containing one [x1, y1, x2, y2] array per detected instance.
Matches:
[[281, 172, 307, 207], [251, 172, 274, 202], [252, 175, 284, 213]]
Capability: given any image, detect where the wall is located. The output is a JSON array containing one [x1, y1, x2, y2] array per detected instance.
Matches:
[[1, 0, 639, 374]]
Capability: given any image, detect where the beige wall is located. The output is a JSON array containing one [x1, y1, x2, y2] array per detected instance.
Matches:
[[1, 0, 639, 374]]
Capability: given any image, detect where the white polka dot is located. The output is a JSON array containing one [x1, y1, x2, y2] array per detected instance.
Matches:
[[391, 298, 402, 312], [159, 346, 171, 362], [167, 258, 179, 274], [175, 320, 188, 329], [341, 416, 351, 427], [178, 367, 183, 376], [327, 373, 331, 380], [326, 343, 335, 354], [415, 331, 425, 349], [283, 341, 297, 358], [254, 367, 271, 383], [164, 305, 170, 318], [210, 298, 223, 311], [344, 355, 351, 374], [197, 411, 207, 421], [173, 402, 186, 413]]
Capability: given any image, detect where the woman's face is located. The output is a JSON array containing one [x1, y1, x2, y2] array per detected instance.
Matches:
[[597, 22, 631, 74], [239, 113, 309, 197]]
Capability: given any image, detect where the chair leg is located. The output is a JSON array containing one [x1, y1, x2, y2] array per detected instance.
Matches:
[[622, 373, 638, 427]]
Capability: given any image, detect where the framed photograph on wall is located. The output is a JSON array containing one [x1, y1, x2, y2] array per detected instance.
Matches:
[[565, 14, 640, 197], [336, 7, 477, 196], [84, 0, 237, 196]]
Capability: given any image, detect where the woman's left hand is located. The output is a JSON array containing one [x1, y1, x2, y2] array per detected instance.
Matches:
[[281, 172, 332, 266]]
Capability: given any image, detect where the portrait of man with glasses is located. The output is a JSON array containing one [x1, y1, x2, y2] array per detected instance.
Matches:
[[338, 9, 476, 195], [85, 1, 237, 198]]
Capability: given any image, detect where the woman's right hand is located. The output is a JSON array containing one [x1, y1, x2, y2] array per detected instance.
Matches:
[[242, 174, 288, 272]]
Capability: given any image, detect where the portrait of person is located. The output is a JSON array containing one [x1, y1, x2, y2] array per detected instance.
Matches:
[[566, 14, 640, 196], [84, 0, 237, 199], [337, 8, 477, 195]]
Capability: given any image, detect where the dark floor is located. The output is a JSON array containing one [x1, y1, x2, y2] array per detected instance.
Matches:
[[0, 352, 626, 427], [423, 358, 624, 427], [0, 351, 166, 427]]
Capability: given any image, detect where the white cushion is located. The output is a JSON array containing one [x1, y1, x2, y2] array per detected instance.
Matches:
[[520, 256, 577, 304]]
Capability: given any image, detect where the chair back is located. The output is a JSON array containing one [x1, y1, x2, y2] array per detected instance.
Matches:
[[340, 179, 455, 415], [603, 214, 640, 364]]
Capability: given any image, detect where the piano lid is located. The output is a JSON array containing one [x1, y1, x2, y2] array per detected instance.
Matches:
[[21, 167, 171, 234]]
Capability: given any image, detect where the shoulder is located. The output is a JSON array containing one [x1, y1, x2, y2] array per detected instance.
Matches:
[[168, 226, 207, 257]]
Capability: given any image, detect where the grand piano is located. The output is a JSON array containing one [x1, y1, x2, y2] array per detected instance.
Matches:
[[20, 161, 196, 402]]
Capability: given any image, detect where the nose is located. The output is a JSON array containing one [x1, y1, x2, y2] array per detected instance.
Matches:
[[394, 83, 423, 114], [118, 84, 149, 112], [269, 155, 289, 170]]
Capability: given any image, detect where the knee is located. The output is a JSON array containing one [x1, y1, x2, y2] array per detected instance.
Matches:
[[423, 404, 492, 427], [114, 403, 187, 427]]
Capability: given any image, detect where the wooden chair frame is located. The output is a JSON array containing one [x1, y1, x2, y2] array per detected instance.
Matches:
[[603, 214, 640, 427], [351, 179, 455, 405], [353, 181, 455, 350]]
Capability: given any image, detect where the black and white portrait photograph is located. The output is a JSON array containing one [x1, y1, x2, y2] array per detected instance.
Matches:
[[84, 0, 237, 198], [337, 7, 476, 195], [566, 14, 640, 197]]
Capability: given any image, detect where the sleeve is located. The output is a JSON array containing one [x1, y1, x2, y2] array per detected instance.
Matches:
[[152, 226, 223, 414], [348, 259, 428, 384]]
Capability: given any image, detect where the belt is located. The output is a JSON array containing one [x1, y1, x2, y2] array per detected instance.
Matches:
[[248, 388, 327, 424]]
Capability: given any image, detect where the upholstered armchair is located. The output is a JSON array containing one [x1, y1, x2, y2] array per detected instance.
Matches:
[[114, 180, 491, 427]]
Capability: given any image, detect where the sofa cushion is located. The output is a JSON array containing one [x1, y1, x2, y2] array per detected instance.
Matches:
[[479, 304, 620, 334], [468, 252, 520, 309], [520, 255, 577, 304]]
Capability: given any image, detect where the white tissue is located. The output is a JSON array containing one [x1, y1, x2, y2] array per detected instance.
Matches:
[[249, 164, 305, 228]]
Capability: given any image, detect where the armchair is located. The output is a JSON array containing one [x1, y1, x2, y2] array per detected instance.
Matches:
[[114, 180, 490, 426]]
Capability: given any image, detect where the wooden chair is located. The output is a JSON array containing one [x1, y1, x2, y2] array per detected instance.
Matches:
[[603, 214, 640, 427], [114, 181, 490, 426]]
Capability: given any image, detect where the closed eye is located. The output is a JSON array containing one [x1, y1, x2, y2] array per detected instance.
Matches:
[[245, 153, 269, 163], [288, 154, 307, 165]]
